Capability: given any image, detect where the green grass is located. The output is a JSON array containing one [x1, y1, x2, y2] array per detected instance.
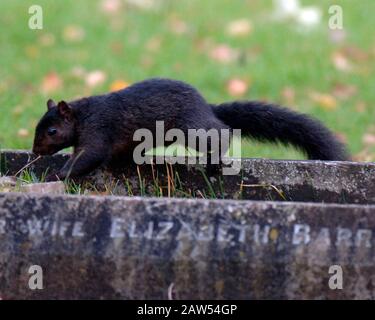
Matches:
[[18, 167, 47, 184], [11, 164, 239, 199], [0, 0, 374, 160]]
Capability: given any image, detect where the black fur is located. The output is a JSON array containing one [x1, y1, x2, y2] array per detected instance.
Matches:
[[213, 101, 348, 161], [32, 78, 349, 181]]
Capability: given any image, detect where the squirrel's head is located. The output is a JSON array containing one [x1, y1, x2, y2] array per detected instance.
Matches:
[[32, 99, 76, 156]]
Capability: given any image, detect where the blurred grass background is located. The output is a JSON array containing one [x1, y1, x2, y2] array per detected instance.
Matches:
[[0, 0, 374, 160]]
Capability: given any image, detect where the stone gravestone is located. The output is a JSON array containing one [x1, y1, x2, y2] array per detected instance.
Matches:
[[0, 193, 375, 299], [0, 150, 375, 299]]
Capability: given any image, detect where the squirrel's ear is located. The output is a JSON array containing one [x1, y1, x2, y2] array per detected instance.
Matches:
[[47, 99, 57, 110], [57, 100, 73, 120]]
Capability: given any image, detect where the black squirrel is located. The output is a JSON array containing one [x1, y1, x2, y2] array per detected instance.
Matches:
[[32, 78, 349, 181]]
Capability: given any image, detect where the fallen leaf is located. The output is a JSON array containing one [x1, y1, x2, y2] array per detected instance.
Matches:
[[363, 134, 375, 146], [332, 83, 357, 100], [193, 37, 212, 52], [85, 70, 107, 88], [41, 72, 63, 94], [12, 106, 24, 116], [331, 51, 352, 72], [336, 132, 348, 144], [110, 18, 125, 31], [328, 29, 346, 44], [17, 128, 30, 138], [110, 80, 130, 91], [353, 149, 374, 162], [24, 45, 39, 59], [209, 44, 239, 64], [168, 16, 189, 35], [355, 101, 366, 113], [100, 0, 122, 14], [39, 33, 55, 46], [110, 41, 124, 54], [226, 19, 253, 37], [310, 92, 337, 110], [70, 66, 86, 78], [281, 87, 295, 105], [227, 78, 249, 97], [342, 46, 369, 62], [63, 25, 85, 42], [146, 36, 162, 52], [173, 62, 183, 72], [140, 55, 154, 68]]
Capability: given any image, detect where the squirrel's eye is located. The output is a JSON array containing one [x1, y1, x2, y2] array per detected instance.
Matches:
[[47, 128, 57, 136]]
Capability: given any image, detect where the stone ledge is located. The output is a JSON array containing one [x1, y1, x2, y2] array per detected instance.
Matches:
[[0, 192, 375, 299], [1, 150, 375, 204]]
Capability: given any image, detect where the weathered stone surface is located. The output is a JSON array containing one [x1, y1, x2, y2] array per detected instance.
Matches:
[[1, 150, 375, 204], [0, 149, 69, 176], [19, 182, 66, 195], [0, 176, 17, 193], [0, 176, 17, 186], [0, 192, 375, 299]]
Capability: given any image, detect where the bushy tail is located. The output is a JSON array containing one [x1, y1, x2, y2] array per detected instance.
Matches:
[[212, 101, 349, 161]]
